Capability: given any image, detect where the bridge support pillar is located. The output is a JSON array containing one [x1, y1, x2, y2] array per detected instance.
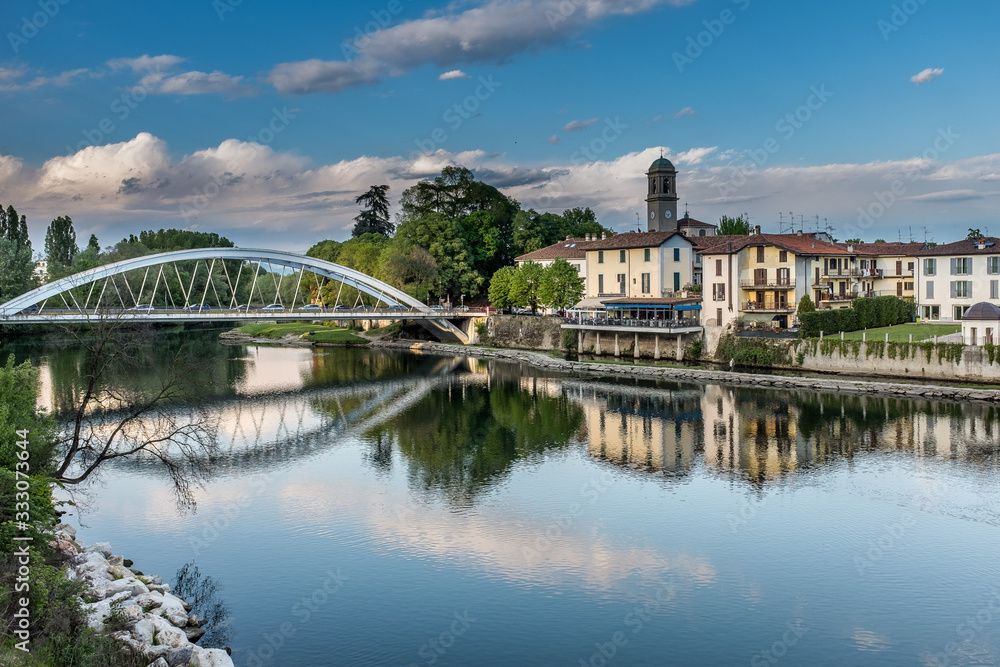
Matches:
[[634, 333, 640, 359], [595, 333, 601, 355], [654, 335, 660, 360], [578, 331, 583, 354], [676, 334, 684, 361], [614, 334, 620, 357]]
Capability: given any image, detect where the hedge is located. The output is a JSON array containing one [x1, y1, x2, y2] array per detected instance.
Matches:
[[799, 296, 914, 338]]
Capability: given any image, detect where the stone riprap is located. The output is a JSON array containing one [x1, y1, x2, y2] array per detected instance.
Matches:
[[50, 525, 234, 667]]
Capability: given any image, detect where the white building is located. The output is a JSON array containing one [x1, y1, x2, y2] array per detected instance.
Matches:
[[913, 237, 1000, 322]]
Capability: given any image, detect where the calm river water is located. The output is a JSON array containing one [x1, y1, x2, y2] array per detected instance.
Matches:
[[7, 330, 1000, 666]]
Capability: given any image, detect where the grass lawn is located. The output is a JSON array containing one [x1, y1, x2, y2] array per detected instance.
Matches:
[[825, 323, 960, 342], [234, 322, 367, 344]]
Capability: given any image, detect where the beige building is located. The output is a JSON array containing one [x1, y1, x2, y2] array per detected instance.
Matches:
[[582, 231, 698, 302], [914, 236, 1000, 322]]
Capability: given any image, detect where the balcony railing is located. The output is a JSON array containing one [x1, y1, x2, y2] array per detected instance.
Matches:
[[742, 301, 794, 313], [739, 279, 795, 289], [563, 316, 701, 330]]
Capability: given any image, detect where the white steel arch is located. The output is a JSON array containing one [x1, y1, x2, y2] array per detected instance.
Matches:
[[0, 247, 432, 315]]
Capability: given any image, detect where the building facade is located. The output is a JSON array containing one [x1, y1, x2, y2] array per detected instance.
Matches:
[[914, 237, 1000, 322]]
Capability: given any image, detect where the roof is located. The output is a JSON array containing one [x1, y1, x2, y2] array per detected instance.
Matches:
[[962, 302, 1000, 320], [913, 237, 1000, 256], [690, 234, 747, 250], [839, 242, 926, 256], [582, 230, 692, 251], [678, 216, 716, 228], [515, 237, 594, 262], [696, 233, 851, 257], [647, 157, 675, 172]]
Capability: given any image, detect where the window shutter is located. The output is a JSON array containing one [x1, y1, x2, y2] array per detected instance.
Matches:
[[950, 258, 957, 275], [950, 281, 957, 299]]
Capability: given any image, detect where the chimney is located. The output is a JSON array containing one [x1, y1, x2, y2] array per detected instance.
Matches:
[[755, 225, 761, 235], [601, 232, 607, 240], [566, 235, 571, 241], [797, 229, 803, 236], [847, 244, 854, 253]]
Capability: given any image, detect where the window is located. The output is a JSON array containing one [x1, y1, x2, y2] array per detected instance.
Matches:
[[641, 273, 651, 293], [700, 230, 706, 236], [904, 282, 913, 291], [713, 283, 726, 301], [644, 248, 650, 262], [951, 257, 972, 275], [923, 258, 936, 276], [988, 257, 1000, 274], [673, 248, 680, 262], [779, 250, 787, 263], [951, 281, 972, 298], [756, 246, 765, 263], [674, 272, 681, 292], [896, 261, 903, 276], [715, 259, 723, 277], [926, 281, 934, 299], [897, 282, 903, 297], [598, 274, 604, 293], [598, 251, 604, 264], [616, 273, 626, 293], [955, 305, 969, 321], [754, 268, 768, 286], [922, 305, 940, 321], [716, 308, 722, 324], [908, 262, 914, 273], [777, 268, 790, 286], [620, 249, 626, 263], [992, 280, 999, 300]]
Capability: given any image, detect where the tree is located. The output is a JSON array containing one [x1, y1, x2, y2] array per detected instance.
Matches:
[[561, 207, 610, 238], [874, 238, 887, 244], [797, 294, 816, 314], [396, 213, 482, 298], [510, 261, 544, 313], [0, 237, 38, 300], [967, 228, 984, 240], [352, 184, 393, 237], [44, 216, 78, 267], [718, 214, 750, 235], [1, 204, 30, 252], [844, 238, 863, 244], [50, 312, 219, 507], [488, 265, 517, 311], [378, 240, 438, 302], [539, 258, 585, 310], [86, 234, 100, 254]]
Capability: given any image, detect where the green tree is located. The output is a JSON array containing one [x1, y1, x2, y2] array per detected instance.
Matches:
[[561, 207, 610, 238], [797, 293, 816, 314], [86, 233, 100, 254], [352, 184, 393, 237], [539, 258, 585, 310], [874, 238, 887, 244], [378, 240, 438, 302], [306, 239, 344, 263], [718, 214, 750, 235], [844, 238, 863, 244], [510, 261, 544, 313], [0, 237, 38, 300], [1, 204, 30, 252], [396, 213, 482, 298], [967, 228, 984, 240], [488, 265, 517, 311], [44, 215, 78, 267]]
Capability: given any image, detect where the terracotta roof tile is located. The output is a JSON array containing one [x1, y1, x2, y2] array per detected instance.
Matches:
[[697, 233, 851, 256], [581, 230, 690, 250], [515, 238, 594, 261], [837, 242, 926, 256]]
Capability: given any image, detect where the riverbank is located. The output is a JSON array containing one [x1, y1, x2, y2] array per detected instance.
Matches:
[[369, 339, 1000, 403], [49, 525, 234, 667]]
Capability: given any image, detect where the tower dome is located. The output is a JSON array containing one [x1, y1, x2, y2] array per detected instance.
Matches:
[[648, 157, 676, 172]]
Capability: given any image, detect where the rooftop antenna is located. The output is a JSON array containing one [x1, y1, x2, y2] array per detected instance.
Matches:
[[908, 226, 914, 243], [923, 226, 929, 243], [684, 202, 689, 218]]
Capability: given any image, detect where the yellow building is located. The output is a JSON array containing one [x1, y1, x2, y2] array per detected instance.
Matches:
[[581, 231, 698, 303]]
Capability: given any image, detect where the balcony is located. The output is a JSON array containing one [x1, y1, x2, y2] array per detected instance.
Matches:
[[739, 279, 795, 289], [742, 300, 794, 313]]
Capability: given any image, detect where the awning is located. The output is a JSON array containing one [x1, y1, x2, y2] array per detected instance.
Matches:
[[572, 297, 607, 309], [674, 304, 702, 311]]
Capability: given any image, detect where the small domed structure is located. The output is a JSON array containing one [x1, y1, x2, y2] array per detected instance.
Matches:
[[648, 157, 676, 172], [961, 301, 1000, 345]]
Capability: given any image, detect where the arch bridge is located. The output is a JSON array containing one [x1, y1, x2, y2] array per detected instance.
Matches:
[[0, 248, 474, 343]]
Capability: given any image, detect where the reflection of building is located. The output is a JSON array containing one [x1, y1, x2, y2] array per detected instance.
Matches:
[[570, 383, 703, 474]]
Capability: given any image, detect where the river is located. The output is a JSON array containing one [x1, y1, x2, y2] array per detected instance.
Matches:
[[5, 329, 1000, 666]]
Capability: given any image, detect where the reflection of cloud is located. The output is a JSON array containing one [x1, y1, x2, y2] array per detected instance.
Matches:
[[853, 629, 892, 652]]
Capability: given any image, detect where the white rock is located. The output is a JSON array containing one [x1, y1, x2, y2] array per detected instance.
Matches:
[[119, 602, 145, 623], [149, 583, 171, 594], [191, 648, 236, 667], [166, 612, 189, 628], [106, 576, 150, 598], [134, 591, 164, 610], [154, 624, 190, 649], [132, 617, 155, 644], [108, 563, 132, 580], [86, 541, 113, 558], [80, 591, 131, 630], [55, 522, 77, 539], [147, 659, 169, 667]]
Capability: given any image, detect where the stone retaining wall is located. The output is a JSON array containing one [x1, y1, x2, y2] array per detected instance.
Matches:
[[371, 339, 1000, 403]]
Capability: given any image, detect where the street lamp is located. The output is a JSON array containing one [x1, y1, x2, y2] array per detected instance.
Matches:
[[460, 294, 465, 307]]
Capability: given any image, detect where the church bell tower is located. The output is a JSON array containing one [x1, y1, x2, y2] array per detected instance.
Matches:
[[645, 154, 678, 232]]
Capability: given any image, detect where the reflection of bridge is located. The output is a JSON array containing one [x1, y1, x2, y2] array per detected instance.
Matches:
[[0, 248, 477, 343]]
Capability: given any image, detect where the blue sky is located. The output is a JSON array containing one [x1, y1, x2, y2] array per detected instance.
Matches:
[[1, 0, 998, 251]]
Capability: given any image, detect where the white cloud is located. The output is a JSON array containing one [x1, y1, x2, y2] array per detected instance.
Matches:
[[672, 106, 695, 119], [547, 135, 560, 144], [563, 118, 598, 132], [155, 71, 255, 97], [268, 0, 696, 94], [6, 136, 1000, 251], [108, 54, 186, 74], [0, 66, 93, 91], [910, 67, 944, 85], [438, 69, 470, 80]]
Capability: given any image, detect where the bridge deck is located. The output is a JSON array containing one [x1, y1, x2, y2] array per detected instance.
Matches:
[[1, 309, 484, 325]]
